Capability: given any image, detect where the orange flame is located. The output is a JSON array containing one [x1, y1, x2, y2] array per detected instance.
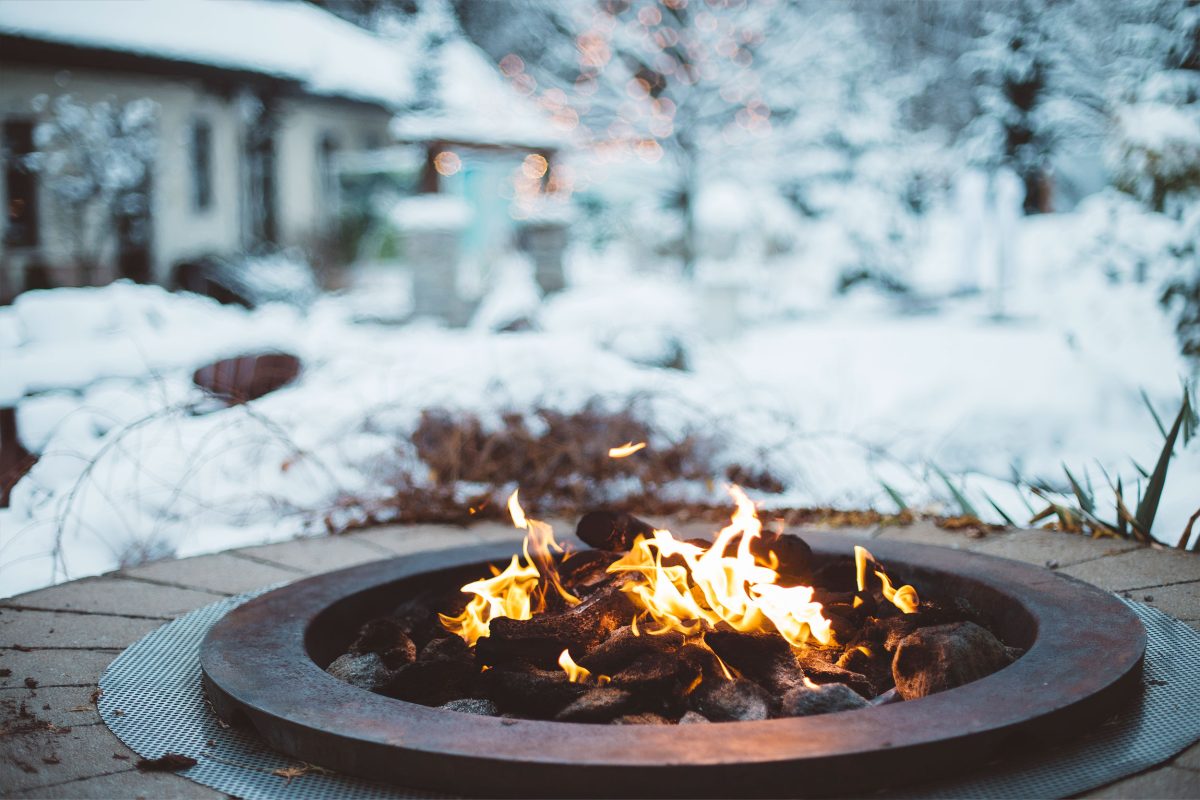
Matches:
[[608, 486, 833, 648], [608, 441, 647, 458], [558, 648, 610, 685], [440, 490, 578, 645], [854, 545, 920, 614]]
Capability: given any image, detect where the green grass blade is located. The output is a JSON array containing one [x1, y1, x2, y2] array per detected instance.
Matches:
[[1062, 463, 1095, 514], [1135, 390, 1188, 536], [879, 481, 908, 513], [934, 465, 979, 518], [982, 491, 1017, 527], [1140, 388, 1168, 439]]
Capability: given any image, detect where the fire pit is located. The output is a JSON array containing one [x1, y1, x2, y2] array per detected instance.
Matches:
[[201, 494, 1145, 797]]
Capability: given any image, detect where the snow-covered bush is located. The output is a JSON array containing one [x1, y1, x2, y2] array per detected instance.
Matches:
[[1109, 101, 1200, 212]]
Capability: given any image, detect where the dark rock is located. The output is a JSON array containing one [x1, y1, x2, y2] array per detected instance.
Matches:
[[476, 579, 634, 669], [779, 683, 869, 717], [613, 712, 672, 725], [380, 659, 476, 706], [419, 635, 470, 663], [576, 511, 656, 551], [750, 531, 813, 584], [439, 698, 499, 716], [554, 688, 636, 723], [892, 621, 1014, 700], [484, 664, 589, 717], [580, 627, 684, 674], [326, 652, 391, 691], [692, 679, 772, 722], [797, 651, 875, 699], [609, 650, 699, 696], [677, 710, 711, 724]]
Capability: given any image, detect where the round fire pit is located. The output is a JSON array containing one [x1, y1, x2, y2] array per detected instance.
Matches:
[[200, 533, 1146, 797]]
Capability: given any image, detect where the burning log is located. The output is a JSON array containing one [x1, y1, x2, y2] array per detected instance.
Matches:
[[749, 531, 814, 585], [796, 651, 876, 699], [692, 679, 772, 722], [484, 664, 589, 717], [576, 511, 656, 551], [578, 627, 684, 674], [891, 622, 1014, 700], [554, 688, 636, 723], [779, 683, 869, 717], [475, 579, 634, 669], [609, 650, 700, 697]]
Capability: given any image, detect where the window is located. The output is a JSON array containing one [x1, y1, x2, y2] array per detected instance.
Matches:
[[318, 133, 340, 206], [3, 119, 38, 247], [190, 119, 212, 211]]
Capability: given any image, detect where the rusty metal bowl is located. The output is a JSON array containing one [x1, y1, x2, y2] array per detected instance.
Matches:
[[200, 533, 1146, 797]]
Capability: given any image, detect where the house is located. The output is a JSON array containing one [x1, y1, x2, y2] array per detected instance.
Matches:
[[0, 0, 414, 302]]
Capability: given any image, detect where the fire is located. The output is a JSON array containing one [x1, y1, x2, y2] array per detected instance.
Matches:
[[558, 648, 610, 685], [608, 441, 647, 458], [607, 486, 833, 649], [854, 545, 920, 614], [439, 490, 578, 646]]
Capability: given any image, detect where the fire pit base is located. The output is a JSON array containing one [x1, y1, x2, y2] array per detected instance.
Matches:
[[97, 584, 1199, 799], [187, 536, 1157, 797]]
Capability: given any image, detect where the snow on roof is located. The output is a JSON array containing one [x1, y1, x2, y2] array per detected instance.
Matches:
[[391, 39, 563, 150], [0, 0, 415, 108]]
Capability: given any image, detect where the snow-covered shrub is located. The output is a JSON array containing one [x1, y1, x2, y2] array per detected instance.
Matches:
[[26, 94, 158, 270], [1109, 101, 1200, 212]]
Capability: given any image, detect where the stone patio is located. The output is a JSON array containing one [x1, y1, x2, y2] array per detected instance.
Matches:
[[1, 521, 1197, 799]]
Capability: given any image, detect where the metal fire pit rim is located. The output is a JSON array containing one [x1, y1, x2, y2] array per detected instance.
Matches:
[[200, 533, 1146, 792]]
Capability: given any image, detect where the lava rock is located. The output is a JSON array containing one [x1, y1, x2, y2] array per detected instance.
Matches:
[[609, 650, 698, 696], [438, 698, 499, 716], [554, 688, 636, 723], [484, 665, 589, 717], [381, 659, 476, 706], [692, 679, 772, 722], [419, 635, 470, 663], [580, 627, 684, 674], [796, 651, 875, 699], [613, 712, 672, 725], [326, 652, 392, 691], [576, 511, 655, 551], [892, 621, 1014, 700], [750, 531, 814, 585], [779, 683, 869, 717], [678, 710, 711, 724]]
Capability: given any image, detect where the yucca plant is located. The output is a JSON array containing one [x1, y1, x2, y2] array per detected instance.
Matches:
[[1021, 385, 1197, 549]]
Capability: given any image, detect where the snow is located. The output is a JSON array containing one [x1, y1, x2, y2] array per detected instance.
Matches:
[[0, 0, 415, 108], [3, 193, 1196, 600], [389, 194, 472, 231], [390, 39, 563, 149]]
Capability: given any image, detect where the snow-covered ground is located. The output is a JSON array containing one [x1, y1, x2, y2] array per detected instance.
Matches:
[[1, 198, 1197, 598]]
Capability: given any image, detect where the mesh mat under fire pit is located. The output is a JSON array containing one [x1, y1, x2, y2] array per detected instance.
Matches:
[[97, 589, 1200, 800]]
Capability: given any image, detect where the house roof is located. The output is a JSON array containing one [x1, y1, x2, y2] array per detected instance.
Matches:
[[0, 0, 415, 109], [390, 39, 565, 151]]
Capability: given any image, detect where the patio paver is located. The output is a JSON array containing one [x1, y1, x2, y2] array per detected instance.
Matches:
[[0, 520, 1196, 799]]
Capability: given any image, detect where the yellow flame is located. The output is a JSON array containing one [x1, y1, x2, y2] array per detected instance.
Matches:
[[558, 648, 610, 685], [558, 649, 591, 683], [608, 441, 647, 458], [853, 545, 920, 614], [440, 489, 578, 646], [608, 486, 833, 649]]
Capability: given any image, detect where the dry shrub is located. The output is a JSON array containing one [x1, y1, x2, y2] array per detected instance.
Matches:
[[410, 404, 724, 515]]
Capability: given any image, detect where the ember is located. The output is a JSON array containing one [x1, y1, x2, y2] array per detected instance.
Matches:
[[326, 483, 1021, 723]]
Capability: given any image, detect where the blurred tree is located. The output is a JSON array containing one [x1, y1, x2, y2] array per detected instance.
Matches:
[[25, 95, 157, 282], [458, 0, 797, 278]]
